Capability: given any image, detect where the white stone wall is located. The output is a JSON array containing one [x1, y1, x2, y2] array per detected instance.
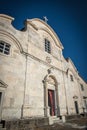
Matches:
[[0, 14, 87, 120], [0, 39, 26, 119]]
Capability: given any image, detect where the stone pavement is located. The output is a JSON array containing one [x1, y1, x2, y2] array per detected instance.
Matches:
[[3, 117, 87, 130], [36, 117, 87, 130]]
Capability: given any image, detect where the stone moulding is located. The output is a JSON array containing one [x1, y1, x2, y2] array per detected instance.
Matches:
[[0, 30, 23, 53], [0, 80, 8, 88], [0, 14, 14, 23]]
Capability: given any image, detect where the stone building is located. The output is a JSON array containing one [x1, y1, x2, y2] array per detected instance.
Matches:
[[0, 14, 87, 123]]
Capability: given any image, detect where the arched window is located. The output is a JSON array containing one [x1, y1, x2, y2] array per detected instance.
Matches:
[[45, 39, 51, 54], [0, 41, 11, 55]]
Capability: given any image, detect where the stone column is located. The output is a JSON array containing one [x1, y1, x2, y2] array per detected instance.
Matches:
[[44, 80, 50, 117], [55, 84, 60, 117], [46, 106, 50, 117]]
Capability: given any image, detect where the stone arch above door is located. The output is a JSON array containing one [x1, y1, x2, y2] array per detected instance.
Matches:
[[46, 74, 58, 86]]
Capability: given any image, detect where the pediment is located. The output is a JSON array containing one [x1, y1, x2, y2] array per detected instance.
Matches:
[[26, 18, 64, 50], [0, 80, 8, 88]]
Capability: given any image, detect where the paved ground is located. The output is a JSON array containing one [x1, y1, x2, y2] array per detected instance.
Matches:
[[36, 117, 87, 130]]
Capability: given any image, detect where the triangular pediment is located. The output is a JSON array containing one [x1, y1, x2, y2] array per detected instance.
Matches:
[[0, 79, 8, 88]]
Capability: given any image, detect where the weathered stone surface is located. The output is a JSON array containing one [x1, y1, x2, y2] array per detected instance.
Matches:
[[5, 117, 49, 130], [0, 14, 87, 123]]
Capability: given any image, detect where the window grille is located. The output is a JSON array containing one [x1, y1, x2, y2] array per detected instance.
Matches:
[[45, 39, 51, 53], [0, 41, 10, 55]]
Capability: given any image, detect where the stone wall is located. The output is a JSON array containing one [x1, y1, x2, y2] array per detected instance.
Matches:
[[5, 117, 49, 130], [0, 14, 87, 121]]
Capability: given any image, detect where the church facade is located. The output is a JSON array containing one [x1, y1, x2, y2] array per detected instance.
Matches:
[[0, 14, 87, 122]]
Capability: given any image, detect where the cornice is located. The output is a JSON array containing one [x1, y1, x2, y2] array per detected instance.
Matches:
[[22, 51, 66, 74], [0, 14, 14, 22]]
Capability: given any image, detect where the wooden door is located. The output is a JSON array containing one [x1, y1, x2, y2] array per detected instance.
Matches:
[[48, 90, 55, 116]]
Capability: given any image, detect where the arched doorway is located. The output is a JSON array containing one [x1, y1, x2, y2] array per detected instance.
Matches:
[[44, 74, 60, 117]]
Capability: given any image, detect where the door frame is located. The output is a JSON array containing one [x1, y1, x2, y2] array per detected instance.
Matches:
[[43, 74, 60, 117]]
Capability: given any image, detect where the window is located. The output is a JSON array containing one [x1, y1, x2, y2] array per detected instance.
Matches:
[[81, 84, 84, 91], [0, 41, 10, 55], [70, 74, 74, 81], [45, 39, 51, 53]]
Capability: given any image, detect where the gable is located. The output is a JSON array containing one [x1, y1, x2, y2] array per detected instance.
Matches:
[[25, 18, 64, 50]]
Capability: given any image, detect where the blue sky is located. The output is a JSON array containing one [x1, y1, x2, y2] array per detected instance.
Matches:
[[0, 0, 87, 81]]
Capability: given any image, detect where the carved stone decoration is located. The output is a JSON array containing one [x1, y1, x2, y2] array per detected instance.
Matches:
[[73, 95, 78, 99], [47, 76, 55, 85], [46, 56, 51, 63]]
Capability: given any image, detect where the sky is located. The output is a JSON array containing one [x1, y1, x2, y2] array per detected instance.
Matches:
[[0, 0, 87, 82]]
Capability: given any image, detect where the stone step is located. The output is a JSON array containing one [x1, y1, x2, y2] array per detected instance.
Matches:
[[65, 114, 81, 121], [49, 116, 61, 124], [53, 117, 61, 123], [53, 119, 61, 123]]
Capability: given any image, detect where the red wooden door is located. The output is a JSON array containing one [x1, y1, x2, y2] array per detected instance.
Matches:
[[48, 90, 55, 116]]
